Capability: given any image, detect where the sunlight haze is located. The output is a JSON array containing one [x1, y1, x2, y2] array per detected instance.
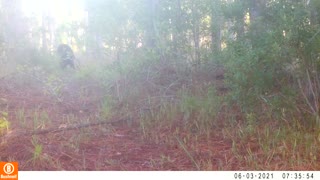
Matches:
[[21, 0, 86, 24], [1, 0, 320, 173]]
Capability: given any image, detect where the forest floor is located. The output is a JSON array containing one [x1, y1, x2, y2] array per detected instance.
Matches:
[[0, 69, 230, 170], [0, 66, 319, 170]]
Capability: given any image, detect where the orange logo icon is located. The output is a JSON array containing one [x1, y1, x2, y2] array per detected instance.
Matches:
[[0, 162, 18, 180]]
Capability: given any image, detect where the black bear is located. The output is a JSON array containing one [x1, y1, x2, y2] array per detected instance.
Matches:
[[57, 44, 75, 69]]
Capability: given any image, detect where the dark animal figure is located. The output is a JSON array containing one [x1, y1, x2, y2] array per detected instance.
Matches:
[[57, 44, 75, 69]]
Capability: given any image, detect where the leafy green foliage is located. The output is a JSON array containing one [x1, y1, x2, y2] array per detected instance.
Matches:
[[221, 1, 320, 124]]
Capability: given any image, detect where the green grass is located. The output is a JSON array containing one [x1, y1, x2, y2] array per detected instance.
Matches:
[[33, 109, 51, 130], [0, 111, 9, 135], [31, 136, 43, 163]]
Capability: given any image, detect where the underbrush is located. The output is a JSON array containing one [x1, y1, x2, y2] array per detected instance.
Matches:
[[1, 50, 320, 170], [88, 52, 320, 169], [92, 53, 223, 132]]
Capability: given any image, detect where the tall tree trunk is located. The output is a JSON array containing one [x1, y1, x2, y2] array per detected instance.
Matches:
[[145, 0, 157, 48], [249, 0, 265, 47], [172, 0, 183, 59], [309, 0, 320, 26], [249, 0, 262, 22], [48, 16, 54, 52], [2, 0, 26, 60], [86, 9, 103, 59], [41, 12, 48, 52], [191, 2, 200, 64], [211, 0, 222, 52], [236, 1, 246, 39]]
